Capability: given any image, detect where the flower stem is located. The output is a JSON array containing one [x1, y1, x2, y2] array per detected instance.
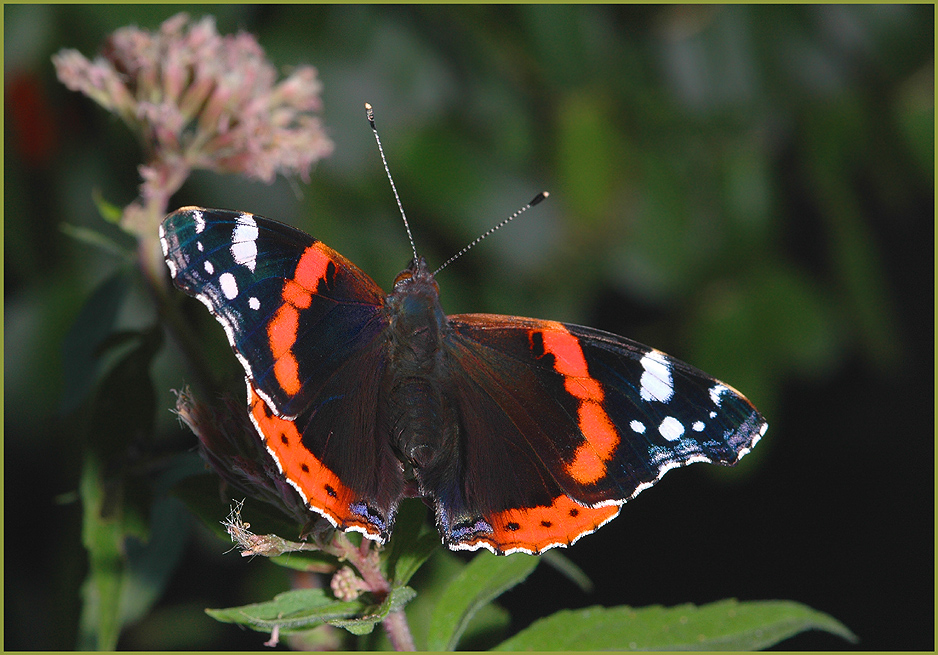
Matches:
[[383, 608, 416, 651], [333, 534, 415, 650]]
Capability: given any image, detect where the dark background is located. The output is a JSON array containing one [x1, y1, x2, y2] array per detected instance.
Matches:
[[5, 5, 933, 650]]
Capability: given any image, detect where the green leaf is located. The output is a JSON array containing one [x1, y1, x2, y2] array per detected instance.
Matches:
[[206, 585, 417, 638], [77, 454, 125, 650], [86, 326, 162, 465], [541, 549, 593, 593], [493, 598, 858, 651], [59, 271, 130, 414], [555, 92, 618, 225], [390, 550, 511, 651], [92, 187, 124, 223], [59, 222, 134, 261], [76, 325, 167, 649], [384, 498, 440, 587], [120, 496, 192, 629], [426, 551, 539, 651], [330, 586, 417, 636], [206, 588, 361, 632]]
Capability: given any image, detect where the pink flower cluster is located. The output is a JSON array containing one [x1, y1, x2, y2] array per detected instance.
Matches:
[[53, 12, 332, 185]]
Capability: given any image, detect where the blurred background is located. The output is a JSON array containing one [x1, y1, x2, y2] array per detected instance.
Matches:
[[4, 4, 933, 650]]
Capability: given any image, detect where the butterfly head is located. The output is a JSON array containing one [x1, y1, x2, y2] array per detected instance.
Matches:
[[393, 256, 438, 294], [387, 256, 447, 347]]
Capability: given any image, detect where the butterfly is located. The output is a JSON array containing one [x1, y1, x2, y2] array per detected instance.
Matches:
[[160, 201, 766, 555]]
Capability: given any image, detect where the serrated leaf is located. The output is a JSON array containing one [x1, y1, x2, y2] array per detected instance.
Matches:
[[330, 586, 417, 636], [206, 585, 418, 638], [427, 551, 539, 651], [493, 598, 858, 651], [266, 549, 344, 572], [206, 588, 361, 632]]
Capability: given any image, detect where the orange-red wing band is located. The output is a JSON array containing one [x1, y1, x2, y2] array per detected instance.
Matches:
[[462, 495, 621, 555], [247, 383, 383, 540], [267, 243, 333, 397], [537, 322, 620, 485]]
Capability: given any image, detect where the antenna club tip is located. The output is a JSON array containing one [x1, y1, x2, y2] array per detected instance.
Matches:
[[531, 191, 549, 205]]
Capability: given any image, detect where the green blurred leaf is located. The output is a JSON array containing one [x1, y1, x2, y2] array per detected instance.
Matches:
[[541, 549, 593, 594], [77, 454, 125, 650], [426, 551, 539, 651], [120, 497, 192, 629], [87, 326, 162, 465], [92, 187, 124, 223], [367, 549, 517, 650], [389, 550, 511, 651], [892, 65, 934, 180], [59, 223, 134, 261], [383, 498, 440, 587], [493, 598, 858, 650], [76, 324, 177, 649], [556, 92, 617, 225], [804, 98, 903, 372], [751, 264, 840, 377], [59, 271, 131, 414]]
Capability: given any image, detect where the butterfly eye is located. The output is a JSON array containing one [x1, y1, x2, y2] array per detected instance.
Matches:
[[393, 270, 414, 287]]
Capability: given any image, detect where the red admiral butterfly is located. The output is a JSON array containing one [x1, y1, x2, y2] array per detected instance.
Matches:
[[160, 109, 765, 555], [160, 203, 766, 555]]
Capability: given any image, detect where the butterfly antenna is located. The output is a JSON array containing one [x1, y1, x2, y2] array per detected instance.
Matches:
[[433, 191, 549, 276], [365, 103, 418, 262]]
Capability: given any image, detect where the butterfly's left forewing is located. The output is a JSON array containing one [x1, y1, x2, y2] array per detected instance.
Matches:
[[161, 208, 404, 542], [437, 314, 766, 554], [160, 207, 387, 417]]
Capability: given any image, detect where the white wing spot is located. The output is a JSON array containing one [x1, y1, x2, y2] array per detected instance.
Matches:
[[710, 384, 728, 406], [204, 260, 214, 275], [197, 241, 204, 252], [640, 350, 674, 402], [193, 210, 206, 234], [248, 296, 261, 311], [219, 272, 239, 300], [629, 420, 646, 434], [158, 225, 169, 256], [166, 260, 177, 278], [691, 420, 705, 432], [709, 410, 717, 419], [231, 213, 259, 272], [658, 416, 685, 441]]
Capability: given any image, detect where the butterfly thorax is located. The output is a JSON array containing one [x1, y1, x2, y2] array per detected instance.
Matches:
[[383, 257, 451, 471]]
